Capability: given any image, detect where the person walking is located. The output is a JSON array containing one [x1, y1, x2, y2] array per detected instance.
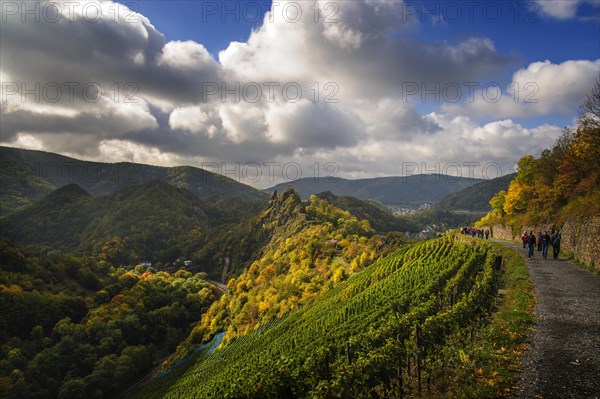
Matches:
[[541, 231, 550, 259], [537, 232, 542, 251], [522, 232, 528, 249], [527, 231, 536, 259], [551, 230, 562, 259]]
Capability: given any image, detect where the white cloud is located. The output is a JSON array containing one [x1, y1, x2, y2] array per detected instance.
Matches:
[[219, 103, 267, 143], [444, 59, 600, 119], [0, 0, 595, 186], [98, 139, 183, 166], [10, 134, 45, 151], [536, 0, 581, 19], [169, 105, 216, 135], [158, 41, 216, 71]]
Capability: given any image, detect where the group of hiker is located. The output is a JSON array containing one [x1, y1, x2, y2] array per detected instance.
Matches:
[[521, 230, 562, 260], [460, 226, 563, 261], [460, 226, 490, 240]]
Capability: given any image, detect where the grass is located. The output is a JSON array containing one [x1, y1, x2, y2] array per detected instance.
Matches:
[[437, 236, 535, 398]]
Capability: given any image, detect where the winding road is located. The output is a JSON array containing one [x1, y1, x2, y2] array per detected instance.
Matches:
[[495, 241, 600, 399]]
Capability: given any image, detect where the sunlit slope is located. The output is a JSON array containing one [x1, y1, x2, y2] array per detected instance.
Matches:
[[132, 237, 499, 398]]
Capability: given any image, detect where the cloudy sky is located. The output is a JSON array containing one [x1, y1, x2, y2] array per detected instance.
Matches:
[[1, 0, 599, 187]]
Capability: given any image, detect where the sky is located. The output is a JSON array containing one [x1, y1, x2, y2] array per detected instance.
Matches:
[[1, 0, 599, 188]]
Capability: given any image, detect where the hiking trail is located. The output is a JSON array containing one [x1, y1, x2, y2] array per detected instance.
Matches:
[[495, 240, 600, 399]]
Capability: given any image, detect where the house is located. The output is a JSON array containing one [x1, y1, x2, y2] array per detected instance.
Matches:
[[183, 260, 192, 267], [140, 261, 152, 267]]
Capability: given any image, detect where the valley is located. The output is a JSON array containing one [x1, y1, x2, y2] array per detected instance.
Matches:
[[1, 116, 598, 397]]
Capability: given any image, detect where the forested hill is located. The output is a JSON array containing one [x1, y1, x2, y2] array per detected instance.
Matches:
[[435, 173, 516, 212], [187, 188, 420, 282], [0, 146, 267, 215], [0, 237, 219, 399], [0, 183, 414, 282], [410, 173, 517, 229], [477, 86, 600, 228], [171, 188, 408, 361], [268, 175, 483, 206], [0, 180, 241, 262], [315, 191, 419, 232]]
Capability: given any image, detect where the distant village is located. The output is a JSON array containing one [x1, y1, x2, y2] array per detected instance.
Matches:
[[390, 203, 432, 216]]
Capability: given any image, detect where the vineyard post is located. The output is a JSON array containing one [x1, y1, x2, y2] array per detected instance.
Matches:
[[427, 367, 431, 396], [493, 256, 502, 272], [346, 341, 351, 364], [406, 346, 411, 389], [436, 276, 442, 310], [415, 324, 422, 395], [396, 333, 403, 397], [452, 284, 458, 306]]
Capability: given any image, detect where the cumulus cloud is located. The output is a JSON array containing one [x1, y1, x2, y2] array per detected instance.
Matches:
[[301, 114, 564, 184], [536, 0, 582, 19], [535, 0, 599, 19], [0, 0, 595, 187], [443, 59, 600, 119]]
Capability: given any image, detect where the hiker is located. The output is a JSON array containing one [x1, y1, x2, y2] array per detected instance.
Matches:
[[521, 232, 527, 249], [527, 231, 536, 259], [537, 232, 542, 251], [541, 231, 550, 259], [485, 230, 489, 240], [551, 230, 562, 259]]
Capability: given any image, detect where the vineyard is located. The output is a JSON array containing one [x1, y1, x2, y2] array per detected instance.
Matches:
[[131, 236, 510, 398]]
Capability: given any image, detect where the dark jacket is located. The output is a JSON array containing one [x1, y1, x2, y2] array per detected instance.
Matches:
[[552, 233, 561, 246], [541, 233, 550, 244]]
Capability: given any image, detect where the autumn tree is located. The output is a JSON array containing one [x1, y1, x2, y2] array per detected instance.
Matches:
[[579, 78, 600, 128]]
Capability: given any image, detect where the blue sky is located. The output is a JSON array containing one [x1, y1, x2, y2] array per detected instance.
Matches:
[[2, 0, 599, 185], [118, 0, 600, 131], [129, 2, 598, 52], [131, 1, 600, 64], [129, 1, 269, 56]]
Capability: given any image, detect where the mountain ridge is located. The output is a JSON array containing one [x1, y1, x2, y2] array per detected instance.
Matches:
[[268, 174, 485, 206], [0, 180, 238, 262], [0, 146, 268, 215]]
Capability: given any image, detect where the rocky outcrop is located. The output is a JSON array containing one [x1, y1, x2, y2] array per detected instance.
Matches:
[[489, 216, 600, 270]]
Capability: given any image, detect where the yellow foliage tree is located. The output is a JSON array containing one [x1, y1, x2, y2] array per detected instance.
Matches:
[[503, 181, 533, 216]]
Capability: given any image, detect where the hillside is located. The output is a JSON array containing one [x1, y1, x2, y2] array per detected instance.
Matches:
[[412, 174, 516, 229], [435, 173, 516, 212], [189, 189, 311, 279], [477, 90, 600, 229], [0, 182, 418, 280], [0, 146, 268, 215], [188, 188, 420, 281], [268, 175, 483, 207], [0, 238, 219, 399], [132, 237, 533, 398], [315, 191, 419, 233], [0, 180, 238, 263], [174, 190, 407, 354]]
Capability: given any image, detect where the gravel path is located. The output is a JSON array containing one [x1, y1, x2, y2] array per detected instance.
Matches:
[[496, 241, 600, 399]]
